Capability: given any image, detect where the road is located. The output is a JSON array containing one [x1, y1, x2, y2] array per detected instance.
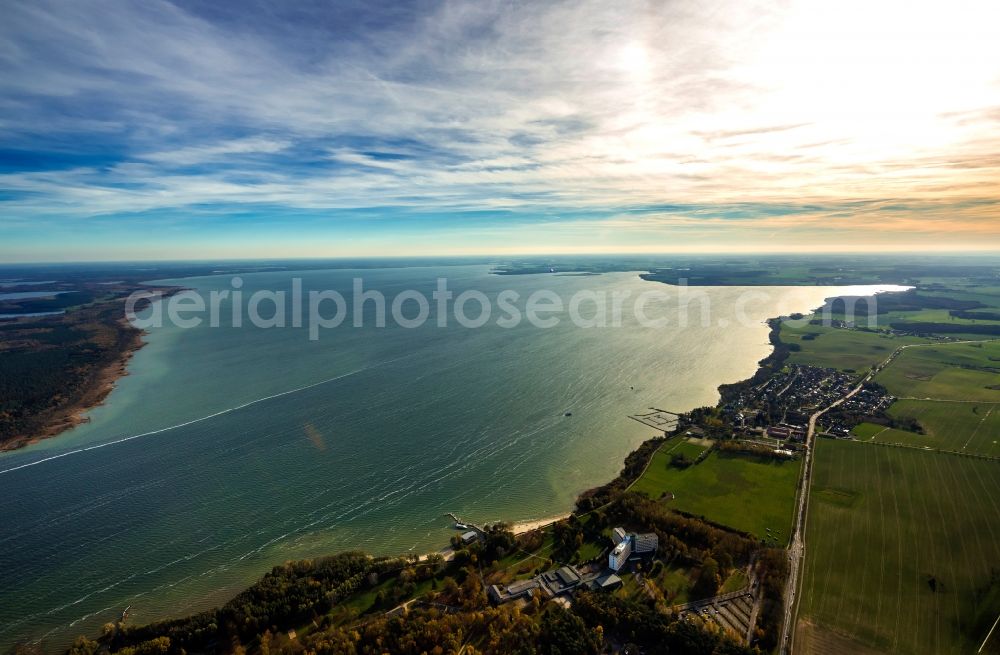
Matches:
[[778, 337, 1000, 653], [778, 345, 906, 654]]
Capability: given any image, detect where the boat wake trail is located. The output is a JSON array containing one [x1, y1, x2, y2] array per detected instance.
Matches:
[[0, 355, 411, 476]]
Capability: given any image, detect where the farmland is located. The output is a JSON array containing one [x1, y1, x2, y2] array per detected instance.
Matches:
[[875, 341, 1000, 402], [797, 439, 1000, 655], [630, 438, 801, 540], [780, 320, 926, 372], [849, 400, 1000, 457], [892, 400, 1000, 456], [781, 282, 1000, 653], [849, 422, 935, 448]]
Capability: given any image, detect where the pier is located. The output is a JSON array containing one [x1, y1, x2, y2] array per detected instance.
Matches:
[[445, 513, 485, 534]]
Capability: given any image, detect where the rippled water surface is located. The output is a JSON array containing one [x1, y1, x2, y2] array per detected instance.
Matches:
[[0, 266, 896, 649]]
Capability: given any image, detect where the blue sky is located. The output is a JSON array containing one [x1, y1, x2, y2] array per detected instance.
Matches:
[[1, 0, 999, 261]]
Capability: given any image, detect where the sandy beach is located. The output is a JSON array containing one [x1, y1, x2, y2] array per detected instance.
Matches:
[[511, 514, 571, 535]]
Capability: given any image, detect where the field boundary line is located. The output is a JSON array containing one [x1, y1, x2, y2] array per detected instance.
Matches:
[[980, 612, 1000, 653], [962, 404, 995, 451], [858, 439, 1000, 462], [623, 437, 682, 493], [869, 426, 889, 441], [896, 397, 989, 403]]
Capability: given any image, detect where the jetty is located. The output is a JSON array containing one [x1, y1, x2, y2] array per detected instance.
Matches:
[[445, 513, 485, 534]]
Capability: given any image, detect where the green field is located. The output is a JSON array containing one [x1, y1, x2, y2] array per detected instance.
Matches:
[[780, 320, 926, 372], [849, 422, 884, 439], [851, 409, 1000, 457], [886, 400, 1000, 457], [850, 422, 936, 448], [923, 286, 1000, 308], [877, 307, 1000, 328], [720, 569, 749, 594], [798, 439, 1000, 655], [648, 562, 696, 605], [671, 438, 712, 460], [630, 441, 801, 539], [875, 341, 1000, 402]]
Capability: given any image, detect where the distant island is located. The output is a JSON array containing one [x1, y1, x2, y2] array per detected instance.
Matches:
[[0, 278, 183, 451]]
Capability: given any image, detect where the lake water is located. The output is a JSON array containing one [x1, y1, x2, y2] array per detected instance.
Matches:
[[0, 280, 58, 287], [0, 265, 900, 650], [0, 290, 72, 301], [0, 311, 66, 319]]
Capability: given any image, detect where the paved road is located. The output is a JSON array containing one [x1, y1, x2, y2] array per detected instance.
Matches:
[[778, 338, 997, 652], [778, 345, 906, 654]]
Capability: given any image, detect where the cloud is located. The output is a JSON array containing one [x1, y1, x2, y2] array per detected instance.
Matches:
[[0, 0, 999, 256], [139, 138, 292, 165]]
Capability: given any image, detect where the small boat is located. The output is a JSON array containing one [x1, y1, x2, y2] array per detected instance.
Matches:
[[454, 522, 468, 530], [564, 412, 572, 417]]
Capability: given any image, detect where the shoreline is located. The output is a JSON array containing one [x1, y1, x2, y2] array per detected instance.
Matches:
[[510, 513, 572, 535], [22, 281, 905, 649], [3, 279, 899, 455], [414, 514, 571, 563], [0, 286, 183, 453], [0, 323, 145, 453], [196, 286, 895, 561], [511, 285, 910, 524]]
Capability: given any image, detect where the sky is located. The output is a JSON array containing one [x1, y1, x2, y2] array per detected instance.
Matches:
[[1, 0, 999, 262]]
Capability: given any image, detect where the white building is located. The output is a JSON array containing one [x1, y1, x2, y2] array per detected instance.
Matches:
[[611, 527, 627, 545], [609, 539, 632, 571]]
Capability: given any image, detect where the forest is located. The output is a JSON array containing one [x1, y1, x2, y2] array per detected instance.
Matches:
[[0, 291, 138, 448], [54, 485, 789, 655]]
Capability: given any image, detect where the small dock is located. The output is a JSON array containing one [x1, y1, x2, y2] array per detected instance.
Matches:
[[445, 513, 485, 534]]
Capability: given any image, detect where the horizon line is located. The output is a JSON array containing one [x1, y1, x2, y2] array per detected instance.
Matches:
[[3, 249, 1000, 267]]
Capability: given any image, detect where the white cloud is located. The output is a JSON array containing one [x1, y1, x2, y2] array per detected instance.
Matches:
[[0, 0, 998, 249]]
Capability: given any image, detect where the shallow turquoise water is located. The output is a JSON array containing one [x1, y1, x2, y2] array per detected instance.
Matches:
[[0, 266, 884, 650]]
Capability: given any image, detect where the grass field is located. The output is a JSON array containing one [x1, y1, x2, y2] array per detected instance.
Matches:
[[887, 400, 1000, 457], [850, 422, 888, 439], [875, 341, 1000, 402], [577, 539, 604, 562], [630, 441, 801, 539], [850, 422, 935, 448], [798, 439, 1000, 655], [650, 563, 696, 605], [720, 569, 749, 594], [780, 320, 926, 372], [851, 410, 1000, 457], [877, 307, 1000, 328]]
